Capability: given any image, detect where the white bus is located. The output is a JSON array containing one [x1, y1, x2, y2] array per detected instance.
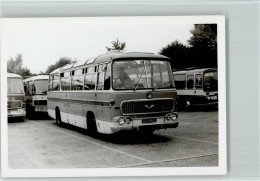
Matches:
[[23, 75, 49, 119], [7, 73, 26, 119], [172, 68, 218, 109], [47, 51, 178, 135]]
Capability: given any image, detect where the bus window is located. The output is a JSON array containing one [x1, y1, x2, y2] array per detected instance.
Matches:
[[187, 75, 194, 89], [84, 71, 96, 90], [87, 66, 96, 73], [173, 74, 186, 89], [61, 72, 71, 90], [195, 74, 203, 88], [8, 78, 24, 94], [71, 69, 84, 90], [204, 71, 218, 91], [53, 73, 60, 91], [104, 63, 111, 90], [48, 75, 53, 91], [97, 73, 103, 90]]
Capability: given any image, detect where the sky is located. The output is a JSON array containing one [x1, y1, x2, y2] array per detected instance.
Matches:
[[1, 17, 194, 74]]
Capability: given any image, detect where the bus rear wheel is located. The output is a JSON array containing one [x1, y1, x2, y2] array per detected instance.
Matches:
[[87, 113, 98, 135]]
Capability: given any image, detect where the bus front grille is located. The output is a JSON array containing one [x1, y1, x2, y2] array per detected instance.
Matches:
[[34, 100, 47, 106], [8, 100, 22, 109], [121, 98, 174, 115]]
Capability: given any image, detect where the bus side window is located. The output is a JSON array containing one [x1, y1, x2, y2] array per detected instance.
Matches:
[[48, 75, 53, 91], [28, 82, 33, 95], [84, 66, 96, 90], [71, 69, 84, 90], [104, 63, 111, 90], [195, 74, 202, 88], [61, 72, 71, 90], [173, 74, 186, 89], [97, 64, 104, 90], [53, 73, 60, 91], [187, 75, 194, 89]]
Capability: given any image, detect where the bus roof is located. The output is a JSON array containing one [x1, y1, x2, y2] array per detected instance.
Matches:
[[23, 75, 49, 82], [172, 68, 217, 75], [50, 51, 169, 74], [7, 73, 23, 79]]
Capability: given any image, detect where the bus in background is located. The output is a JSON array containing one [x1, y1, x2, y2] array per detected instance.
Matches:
[[172, 68, 218, 109], [23, 75, 49, 119], [7, 73, 26, 120], [47, 51, 178, 135]]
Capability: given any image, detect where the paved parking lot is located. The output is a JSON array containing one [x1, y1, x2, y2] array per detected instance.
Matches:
[[8, 111, 218, 168]]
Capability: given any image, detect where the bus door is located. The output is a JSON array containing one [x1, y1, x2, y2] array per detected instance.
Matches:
[[83, 66, 97, 129], [60, 72, 71, 123], [94, 64, 111, 133]]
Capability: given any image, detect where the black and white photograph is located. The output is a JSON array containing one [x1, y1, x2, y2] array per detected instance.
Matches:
[[1, 16, 226, 177]]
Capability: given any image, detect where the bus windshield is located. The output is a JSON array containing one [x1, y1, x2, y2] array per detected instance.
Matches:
[[203, 71, 218, 91], [34, 80, 49, 94], [8, 78, 24, 94], [112, 60, 174, 90]]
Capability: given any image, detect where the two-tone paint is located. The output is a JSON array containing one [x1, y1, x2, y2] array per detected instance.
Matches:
[[48, 51, 179, 134], [7, 73, 26, 118], [172, 68, 218, 108], [23, 75, 49, 118]]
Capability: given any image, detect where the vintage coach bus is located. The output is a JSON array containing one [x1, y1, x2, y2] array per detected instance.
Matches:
[[23, 75, 49, 118], [47, 51, 178, 134], [7, 73, 26, 119], [172, 68, 218, 109]]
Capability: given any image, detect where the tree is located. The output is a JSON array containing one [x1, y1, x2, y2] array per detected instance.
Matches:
[[188, 24, 217, 68], [159, 40, 189, 69], [7, 54, 32, 78], [188, 24, 217, 50], [159, 24, 217, 69], [45, 57, 77, 73], [106, 38, 126, 51]]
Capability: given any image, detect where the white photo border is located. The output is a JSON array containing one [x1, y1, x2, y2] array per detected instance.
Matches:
[[1, 15, 226, 177]]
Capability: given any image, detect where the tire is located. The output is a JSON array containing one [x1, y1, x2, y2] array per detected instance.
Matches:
[[26, 104, 32, 119], [56, 109, 62, 127], [87, 113, 97, 135]]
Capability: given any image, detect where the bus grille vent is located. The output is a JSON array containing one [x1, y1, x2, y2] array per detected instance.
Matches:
[[121, 99, 174, 115], [34, 100, 47, 106]]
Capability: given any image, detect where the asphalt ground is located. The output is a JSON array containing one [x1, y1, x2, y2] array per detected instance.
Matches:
[[8, 111, 218, 168]]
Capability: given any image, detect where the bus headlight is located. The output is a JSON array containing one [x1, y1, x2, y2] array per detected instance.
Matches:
[[125, 117, 132, 124], [165, 113, 178, 121], [118, 117, 125, 125]]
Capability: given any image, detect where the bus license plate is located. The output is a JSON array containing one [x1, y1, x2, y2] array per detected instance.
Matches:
[[142, 118, 157, 124]]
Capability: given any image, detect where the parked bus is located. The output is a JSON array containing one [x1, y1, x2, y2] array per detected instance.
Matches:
[[172, 68, 218, 109], [47, 51, 178, 134], [7, 73, 26, 119], [23, 75, 49, 118]]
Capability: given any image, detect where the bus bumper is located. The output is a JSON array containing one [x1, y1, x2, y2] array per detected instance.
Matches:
[[110, 117, 179, 133], [8, 108, 25, 117]]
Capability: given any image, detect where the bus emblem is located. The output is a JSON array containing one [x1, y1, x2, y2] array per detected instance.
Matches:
[[147, 92, 152, 99], [145, 104, 154, 109]]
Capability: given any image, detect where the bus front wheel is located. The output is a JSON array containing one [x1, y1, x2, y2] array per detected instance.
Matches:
[[87, 112, 98, 135], [56, 109, 62, 127]]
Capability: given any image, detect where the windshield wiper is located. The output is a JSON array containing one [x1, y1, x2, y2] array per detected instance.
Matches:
[[134, 68, 145, 91], [152, 81, 172, 90]]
